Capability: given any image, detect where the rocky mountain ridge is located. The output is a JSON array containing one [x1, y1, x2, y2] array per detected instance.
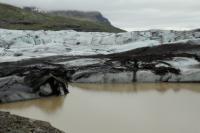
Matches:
[[47, 10, 111, 25], [0, 3, 123, 32], [23, 6, 111, 25]]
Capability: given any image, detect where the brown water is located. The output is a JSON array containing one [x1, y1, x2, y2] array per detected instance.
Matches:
[[0, 83, 200, 133]]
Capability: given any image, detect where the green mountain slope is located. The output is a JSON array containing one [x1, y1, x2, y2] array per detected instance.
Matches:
[[0, 3, 124, 32]]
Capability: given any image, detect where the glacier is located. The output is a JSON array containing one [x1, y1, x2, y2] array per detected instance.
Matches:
[[1, 29, 200, 82], [0, 29, 200, 62], [1, 28, 200, 102]]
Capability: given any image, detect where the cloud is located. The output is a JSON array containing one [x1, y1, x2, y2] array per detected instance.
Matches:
[[0, 0, 200, 31]]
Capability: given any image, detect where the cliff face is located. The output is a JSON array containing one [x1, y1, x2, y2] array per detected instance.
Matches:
[[47, 10, 111, 25]]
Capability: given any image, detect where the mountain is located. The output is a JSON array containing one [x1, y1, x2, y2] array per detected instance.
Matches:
[[0, 3, 124, 32], [47, 10, 111, 25]]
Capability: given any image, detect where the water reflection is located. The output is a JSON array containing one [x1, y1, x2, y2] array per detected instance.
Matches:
[[0, 96, 65, 113], [72, 83, 200, 93], [1, 83, 200, 112]]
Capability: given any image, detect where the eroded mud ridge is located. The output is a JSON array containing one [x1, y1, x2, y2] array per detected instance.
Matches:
[[0, 111, 65, 133]]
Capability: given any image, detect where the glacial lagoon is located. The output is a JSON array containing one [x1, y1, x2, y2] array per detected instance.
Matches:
[[0, 83, 200, 133]]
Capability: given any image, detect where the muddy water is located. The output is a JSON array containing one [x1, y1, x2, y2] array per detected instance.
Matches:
[[0, 83, 200, 133]]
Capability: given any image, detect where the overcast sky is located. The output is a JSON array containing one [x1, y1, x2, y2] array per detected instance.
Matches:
[[1, 0, 200, 31]]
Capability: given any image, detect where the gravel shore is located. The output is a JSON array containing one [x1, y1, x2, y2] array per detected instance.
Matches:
[[0, 111, 65, 133]]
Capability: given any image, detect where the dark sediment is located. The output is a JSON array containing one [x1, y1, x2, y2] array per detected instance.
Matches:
[[0, 111, 65, 133]]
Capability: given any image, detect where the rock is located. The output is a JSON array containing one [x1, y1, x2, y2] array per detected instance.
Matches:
[[0, 111, 65, 133]]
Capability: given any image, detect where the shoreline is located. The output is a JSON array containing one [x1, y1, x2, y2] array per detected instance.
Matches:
[[0, 111, 65, 133]]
